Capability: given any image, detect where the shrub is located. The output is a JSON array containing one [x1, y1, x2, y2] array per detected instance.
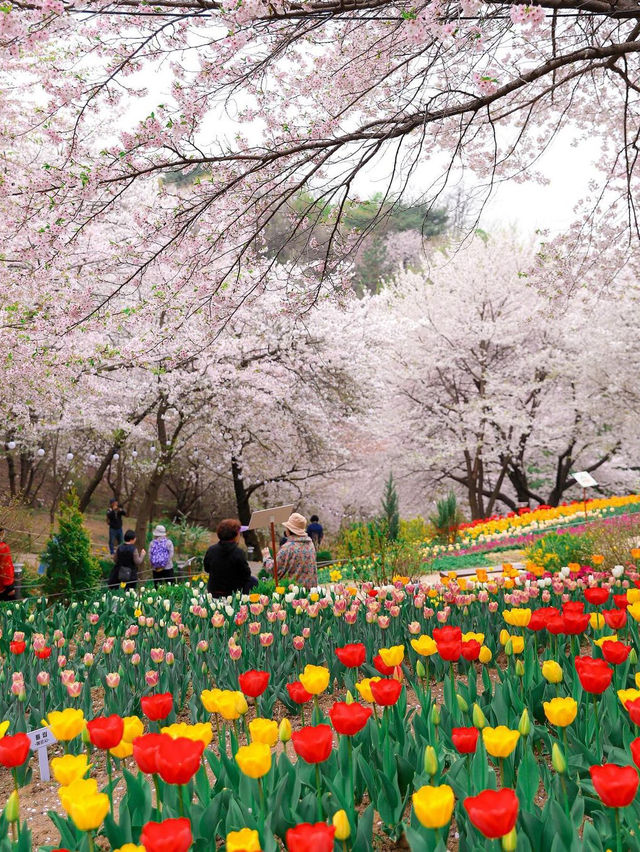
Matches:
[[585, 516, 640, 569], [525, 530, 593, 572], [42, 493, 102, 599], [429, 493, 464, 543]]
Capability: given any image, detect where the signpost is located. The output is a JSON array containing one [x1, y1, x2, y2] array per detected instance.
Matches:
[[27, 727, 57, 782], [573, 471, 598, 520], [246, 504, 295, 584]]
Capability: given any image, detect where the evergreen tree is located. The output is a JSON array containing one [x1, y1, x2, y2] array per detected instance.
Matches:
[[42, 492, 102, 599], [381, 473, 400, 541]]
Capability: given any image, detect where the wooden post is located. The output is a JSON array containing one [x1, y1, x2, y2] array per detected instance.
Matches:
[[583, 487, 588, 521], [270, 520, 278, 585]]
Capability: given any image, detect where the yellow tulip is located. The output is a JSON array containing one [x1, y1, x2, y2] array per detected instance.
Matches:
[[110, 740, 134, 759], [201, 688, 222, 714], [226, 828, 261, 851], [594, 634, 618, 648], [410, 635, 437, 657], [589, 613, 605, 630], [499, 629, 510, 646], [541, 660, 563, 684], [503, 608, 531, 627], [462, 632, 485, 644], [235, 742, 272, 779], [216, 690, 242, 721], [618, 688, 640, 708], [235, 691, 249, 716], [636, 673, 640, 690], [44, 709, 85, 741], [332, 809, 351, 840], [51, 754, 91, 786], [161, 722, 213, 747], [479, 646, 492, 664], [379, 645, 404, 667], [509, 636, 525, 654], [0, 721, 9, 738], [355, 677, 381, 704], [69, 792, 110, 831], [299, 664, 330, 696], [412, 784, 455, 829], [628, 602, 640, 622], [628, 589, 640, 604], [279, 718, 292, 743], [122, 716, 144, 743], [249, 718, 278, 747], [58, 778, 99, 814], [115, 846, 145, 852], [543, 697, 578, 727], [482, 726, 520, 758]]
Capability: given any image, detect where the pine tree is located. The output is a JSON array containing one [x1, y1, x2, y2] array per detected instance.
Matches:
[[381, 473, 400, 541], [42, 492, 102, 599]]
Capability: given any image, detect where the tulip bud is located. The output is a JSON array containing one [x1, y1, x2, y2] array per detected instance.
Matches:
[[630, 648, 638, 666], [472, 703, 487, 729], [4, 790, 19, 823], [345, 690, 355, 705], [424, 745, 438, 777], [81, 724, 91, 745], [515, 660, 525, 678], [552, 742, 567, 774], [416, 659, 426, 678], [518, 708, 530, 737], [456, 693, 468, 713], [279, 718, 292, 743], [501, 828, 517, 851], [332, 809, 351, 840], [504, 639, 513, 657], [430, 703, 440, 726]]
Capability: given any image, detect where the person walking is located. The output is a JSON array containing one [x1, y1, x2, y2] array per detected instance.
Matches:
[[204, 519, 258, 598], [306, 514, 324, 549], [149, 525, 175, 586], [106, 499, 126, 554], [263, 512, 317, 588], [0, 528, 15, 602], [108, 530, 145, 590]]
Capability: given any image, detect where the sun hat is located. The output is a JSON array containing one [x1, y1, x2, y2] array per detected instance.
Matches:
[[284, 513, 307, 537], [152, 525, 167, 538]]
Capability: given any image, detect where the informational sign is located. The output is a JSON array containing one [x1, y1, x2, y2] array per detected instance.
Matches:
[[27, 727, 57, 782], [573, 471, 598, 488], [246, 504, 295, 530]]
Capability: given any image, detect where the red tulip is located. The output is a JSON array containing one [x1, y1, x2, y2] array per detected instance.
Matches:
[[238, 669, 270, 698], [367, 589, 378, 598], [156, 736, 204, 785], [613, 594, 629, 610], [133, 733, 166, 775], [626, 699, 640, 726], [35, 647, 52, 660], [291, 725, 333, 763], [287, 681, 313, 704], [437, 638, 462, 661], [527, 607, 560, 631], [604, 608, 627, 629], [590, 764, 639, 808], [585, 588, 609, 606], [601, 640, 631, 665], [451, 726, 480, 754], [9, 641, 25, 655], [140, 817, 193, 852], [0, 733, 31, 768], [433, 625, 462, 643], [562, 611, 590, 635], [546, 616, 566, 635], [461, 640, 481, 661], [631, 737, 640, 769], [563, 601, 585, 614], [463, 788, 519, 838], [86, 715, 125, 750], [335, 643, 366, 668], [575, 656, 613, 694], [373, 654, 395, 676], [141, 692, 173, 722], [286, 822, 336, 852], [328, 702, 372, 736], [370, 678, 403, 706]]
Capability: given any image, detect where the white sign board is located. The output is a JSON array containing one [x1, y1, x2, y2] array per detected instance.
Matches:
[[28, 727, 57, 782], [246, 504, 295, 531], [573, 471, 598, 488]]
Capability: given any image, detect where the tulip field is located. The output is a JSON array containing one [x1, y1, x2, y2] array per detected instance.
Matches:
[[3, 561, 640, 850]]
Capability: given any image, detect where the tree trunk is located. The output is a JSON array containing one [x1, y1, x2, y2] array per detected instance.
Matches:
[[78, 442, 122, 512], [231, 457, 262, 558], [135, 465, 165, 576], [6, 455, 17, 499]]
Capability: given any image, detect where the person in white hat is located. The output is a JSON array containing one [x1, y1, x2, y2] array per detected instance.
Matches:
[[262, 512, 317, 588], [149, 525, 175, 586]]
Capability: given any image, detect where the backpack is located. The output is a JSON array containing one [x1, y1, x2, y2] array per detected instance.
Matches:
[[150, 538, 171, 570]]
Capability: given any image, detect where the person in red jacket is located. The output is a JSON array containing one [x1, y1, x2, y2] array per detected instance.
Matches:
[[0, 528, 15, 601]]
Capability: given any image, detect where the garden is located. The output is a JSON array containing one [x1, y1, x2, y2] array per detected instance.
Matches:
[[3, 511, 640, 850]]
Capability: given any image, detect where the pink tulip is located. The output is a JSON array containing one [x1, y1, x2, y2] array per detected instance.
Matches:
[[211, 613, 225, 628], [377, 616, 390, 629], [229, 645, 242, 660], [32, 633, 46, 651], [302, 627, 311, 639], [131, 653, 141, 666], [60, 670, 76, 685], [280, 624, 289, 636], [249, 622, 261, 635], [57, 655, 67, 668], [408, 621, 421, 634], [293, 636, 305, 650], [88, 614, 99, 625], [196, 640, 209, 652], [83, 653, 94, 667], [37, 672, 50, 687], [259, 633, 274, 647], [150, 648, 165, 663], [166, 652, 175, 665], [106, 672, 121, 688], [145, 671, 159, 687], [122, 640, 136, 654], [67, 682, 83, 698], [167, 626, 179, 639]]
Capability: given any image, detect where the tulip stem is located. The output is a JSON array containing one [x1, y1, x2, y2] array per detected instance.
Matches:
[[614, 807, 622, 852], [153, 773, 162, 814], [87, 832, 96, 852], [106, 753, 114, 811], [178, 783, 185, 817], [592, 694, 601, 757], [257, 776, 266, 828], [11, 771, 20, 840], [315, 763, 323, 820]]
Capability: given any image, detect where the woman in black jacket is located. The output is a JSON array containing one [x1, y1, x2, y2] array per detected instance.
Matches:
[[204, 519, 257, 598]]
